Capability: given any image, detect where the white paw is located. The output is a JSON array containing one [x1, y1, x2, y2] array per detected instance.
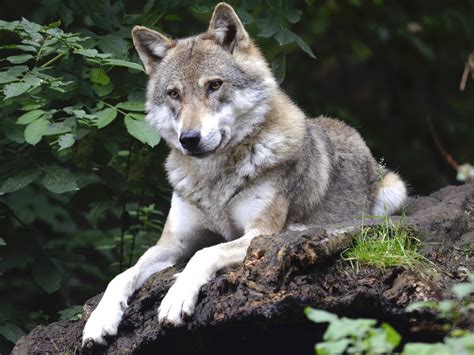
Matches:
[[82, 300, 127, 347], [158, 274, 203, 327]]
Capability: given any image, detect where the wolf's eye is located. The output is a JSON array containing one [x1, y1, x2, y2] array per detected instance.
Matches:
[[209, 80, 223, 92], [168, 89, 180, 100]]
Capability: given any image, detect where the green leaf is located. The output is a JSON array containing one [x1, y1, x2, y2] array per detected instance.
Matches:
[[96, 108, 117, 128], [6, 54, 34, 64], [452, 282, 474, 299], [93, 81, 113, 97], [275, 28, 295, 45], [116, 101, 145, 112], [316, 339, 351, 355], [3, 65, 29, 79], [32, 258, 61, 294], [438, 300, 456, 314], [381, 323, 402, 348], [1, 168, 40, 193], [143, 0, 155, 14], [45, 121, 73, 136], [294, 34, 317, 59], [406, 301, 438, 312], [21, 103, 43, 111], [24, 117, 47, 145], [402, 342, 449, 355], [58, 134, 75, 151], [0, 72, 18, 84], [58, 305, 83, 321], [22, 74, 43, 88], [0, 324, 25, 343], [97, 34, 130, 59], [324, 317, 376, 341], [89, 68, 110, 85], [124, 115, 160, 147], [0, 44, 36, 52], [41, 165, 78, 193], [16, 109, 45, 124], [104, 58, 144, 72], [74, 48, 99, 58], [2, 122, 25, 143], [3, 82, 32, 99], [258, 15, 280, 38], [285, 9, 302, 24], [305, 308, 338, 323], [445, 334, 474, 351], [163, 14, 182, 21], [0, 65, 29, 84], [235, 8, 254, 24]]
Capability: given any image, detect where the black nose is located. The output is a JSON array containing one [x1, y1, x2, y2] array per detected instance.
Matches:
[[179, 131, 201, 151]]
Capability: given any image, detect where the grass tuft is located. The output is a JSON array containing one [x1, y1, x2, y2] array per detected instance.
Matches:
[[342, 217, 432, 272]]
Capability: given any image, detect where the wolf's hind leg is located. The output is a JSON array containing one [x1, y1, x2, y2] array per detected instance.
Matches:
[[82, 194, 210, 347], [372, 171, 407, 216]]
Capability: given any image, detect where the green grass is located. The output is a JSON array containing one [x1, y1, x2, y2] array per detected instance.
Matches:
[[342, 217, 432, 272]]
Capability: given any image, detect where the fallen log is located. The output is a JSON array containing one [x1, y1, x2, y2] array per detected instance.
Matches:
[[13, 184, 474, 354]]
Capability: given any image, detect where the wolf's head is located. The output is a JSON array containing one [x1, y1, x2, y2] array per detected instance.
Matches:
[[132, 3, 277, 157]]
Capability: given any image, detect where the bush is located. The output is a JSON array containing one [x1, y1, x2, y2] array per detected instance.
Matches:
[[0, 1, 315, 351]]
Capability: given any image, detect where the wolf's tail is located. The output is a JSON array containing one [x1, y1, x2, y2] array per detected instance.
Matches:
[[372, 171, 407, 216]]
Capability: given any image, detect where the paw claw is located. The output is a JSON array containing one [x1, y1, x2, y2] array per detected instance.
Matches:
[[82, 302, 125, 347], [157, 274, 201, 327]]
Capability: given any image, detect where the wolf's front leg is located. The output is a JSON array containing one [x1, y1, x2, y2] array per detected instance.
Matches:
[[158, 190, 288, 326], [82, 194, 210, 347]]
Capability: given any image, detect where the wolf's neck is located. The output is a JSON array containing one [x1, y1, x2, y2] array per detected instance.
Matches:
[[166, 89, 305, 186]]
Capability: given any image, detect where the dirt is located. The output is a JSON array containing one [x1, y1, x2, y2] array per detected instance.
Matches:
[[12, 184, 474, 354]]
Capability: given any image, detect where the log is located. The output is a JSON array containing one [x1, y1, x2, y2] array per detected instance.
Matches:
[[13, 184, 474, 354]]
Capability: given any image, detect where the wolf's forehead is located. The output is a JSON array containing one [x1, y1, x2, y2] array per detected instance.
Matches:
[[159, 38, 245, 83]]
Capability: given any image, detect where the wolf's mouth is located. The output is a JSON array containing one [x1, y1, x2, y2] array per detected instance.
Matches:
[[188, 130, 227, 159]]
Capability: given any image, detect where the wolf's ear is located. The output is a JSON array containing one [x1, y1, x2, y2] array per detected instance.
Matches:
[[132, 26, 175, 75], [207, 3, 249, 52]]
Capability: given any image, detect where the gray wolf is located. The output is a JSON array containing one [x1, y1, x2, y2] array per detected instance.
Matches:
[[82, 2, 407, 346]]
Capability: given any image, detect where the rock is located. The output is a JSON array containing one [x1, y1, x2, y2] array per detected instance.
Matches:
[[12, 184, 474, 354]]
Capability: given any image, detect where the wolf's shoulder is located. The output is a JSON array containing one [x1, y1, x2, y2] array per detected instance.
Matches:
[[307, 115, 371, 155], [311, 115, 359, 136]]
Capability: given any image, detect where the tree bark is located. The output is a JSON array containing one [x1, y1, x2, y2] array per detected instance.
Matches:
[[13, 184, 474, 354]]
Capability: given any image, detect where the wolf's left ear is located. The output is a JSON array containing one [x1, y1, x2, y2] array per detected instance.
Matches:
[[207, 3, 250, 52], [132, 26, 175, 75]]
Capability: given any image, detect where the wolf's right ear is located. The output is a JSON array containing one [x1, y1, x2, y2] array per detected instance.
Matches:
[[132, 26, 175, 75], [207, 3, 250, 52]]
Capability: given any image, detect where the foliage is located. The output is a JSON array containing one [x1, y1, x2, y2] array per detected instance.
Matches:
[[306, 273, 474, 354], [341, 217, 431, 271], [0, 13, 159, 353], [0, 1, 316, 352], [406, 273, 474, 334], [305, 308, 401, 354]]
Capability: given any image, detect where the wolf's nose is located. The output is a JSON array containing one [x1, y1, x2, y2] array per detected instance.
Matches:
[[179, 131, 201, 151]]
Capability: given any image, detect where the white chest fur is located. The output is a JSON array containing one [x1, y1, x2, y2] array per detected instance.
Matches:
[[166, 152, 277, 240]]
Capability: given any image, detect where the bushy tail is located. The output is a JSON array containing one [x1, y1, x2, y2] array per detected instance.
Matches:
[[372, 172, 407, 216]]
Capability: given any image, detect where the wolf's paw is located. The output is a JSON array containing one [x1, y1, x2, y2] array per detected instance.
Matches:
[[82, 301, 126, 347], [157, 274, 201, 327]]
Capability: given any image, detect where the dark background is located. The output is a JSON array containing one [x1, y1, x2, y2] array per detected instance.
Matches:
[[0, 0, 473, 352]]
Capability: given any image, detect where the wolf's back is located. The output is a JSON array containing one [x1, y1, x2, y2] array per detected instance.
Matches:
[[285, 116, 404, 225]]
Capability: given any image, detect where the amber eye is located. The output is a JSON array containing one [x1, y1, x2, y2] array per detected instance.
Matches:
[[209, 79, 223, 92], [168, 89, 180, 100]]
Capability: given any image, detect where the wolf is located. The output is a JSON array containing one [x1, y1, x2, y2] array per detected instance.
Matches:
[[82, 2, 407, 346]]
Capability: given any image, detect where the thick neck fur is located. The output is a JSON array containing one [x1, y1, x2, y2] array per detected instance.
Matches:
[[166, 88, 306, 207]]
